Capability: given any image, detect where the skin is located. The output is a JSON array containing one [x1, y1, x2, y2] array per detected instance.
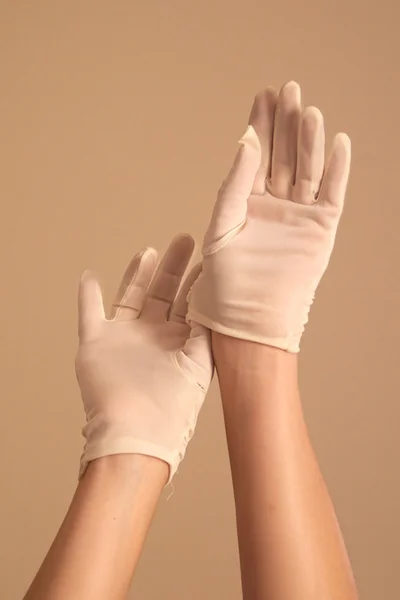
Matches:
[[23, 454, 168, 600], [209, 81, 358, 599], [213, 334, 358, 600]]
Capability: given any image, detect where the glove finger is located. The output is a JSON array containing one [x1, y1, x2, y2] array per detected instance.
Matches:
[[293, 106, 325, 204], [111, 247, 158, 321], [203, 126, 261, 254], [169, 261, 202, 325], [269, 81, 301, 200], [78, 270, 105, 341], [317, 132, 351, 212], [248, 87, 278, 194], [141, 234, 195, 322]]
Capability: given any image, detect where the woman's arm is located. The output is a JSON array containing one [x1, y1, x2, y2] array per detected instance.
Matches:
[[213, 334, 358, 600], [24, 234, 213, 600], [24, 454, 167, 600], [187, 80, 359, 598]]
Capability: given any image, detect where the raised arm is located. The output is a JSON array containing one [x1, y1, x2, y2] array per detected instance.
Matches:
[[214, 335, 358, 600], [188, 81, 358, 599], [24, 234, 213, 600], [24, 454, 168, 600]]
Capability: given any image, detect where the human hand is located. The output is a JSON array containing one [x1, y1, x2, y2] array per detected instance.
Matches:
[[188, 81, 351, 352], [76, 234, 213, 483]]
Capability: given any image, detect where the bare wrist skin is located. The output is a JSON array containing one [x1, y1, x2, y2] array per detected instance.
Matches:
[[23, 454, 168, 600], [213, 331, 298, 383], [86, 453, 169, 489], [212, 332, 301, 425], [212, 331, 358, 600]]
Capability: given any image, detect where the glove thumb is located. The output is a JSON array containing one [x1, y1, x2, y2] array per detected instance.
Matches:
[[78, 270, 105, 341], [203, 125, 261, 254]]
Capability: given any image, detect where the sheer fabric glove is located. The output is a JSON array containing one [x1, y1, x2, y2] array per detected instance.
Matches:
[[188, 82, 351, 352], [76, 234, 213, 483]]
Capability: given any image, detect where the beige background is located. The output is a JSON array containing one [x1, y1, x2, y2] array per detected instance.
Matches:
[[1, 1, 399, 598]]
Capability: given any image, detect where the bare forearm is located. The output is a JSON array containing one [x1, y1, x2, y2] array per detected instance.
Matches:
[[24, 454, 168, 600], [213, 333, 358, 600]]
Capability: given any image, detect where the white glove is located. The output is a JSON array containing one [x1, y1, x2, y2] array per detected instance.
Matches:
[[76, 234, 213, 483], [188, 81, 351, 352]]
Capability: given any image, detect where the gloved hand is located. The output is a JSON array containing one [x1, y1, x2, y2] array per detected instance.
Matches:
[[76, 234, 213, 483], [187, 81, 351, 352]]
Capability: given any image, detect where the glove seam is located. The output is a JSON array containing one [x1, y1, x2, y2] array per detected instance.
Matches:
[[202, 219, 246, 256], [185, 310, 301, 353]]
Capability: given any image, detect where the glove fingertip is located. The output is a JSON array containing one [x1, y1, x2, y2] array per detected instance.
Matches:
[[239, 124, 262, 154]]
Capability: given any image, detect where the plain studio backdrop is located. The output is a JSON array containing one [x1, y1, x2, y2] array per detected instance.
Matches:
[[1, 2, 399, 599]]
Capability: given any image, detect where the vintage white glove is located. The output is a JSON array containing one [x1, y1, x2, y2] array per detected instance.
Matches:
[[76, 234, 213, 482], [188, 82, 351, 352]]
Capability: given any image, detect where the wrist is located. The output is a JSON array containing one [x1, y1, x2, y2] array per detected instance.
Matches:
[[212, 332, 300, 417], [212, 332, 297, 374], [85, 454, 169, 490]]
